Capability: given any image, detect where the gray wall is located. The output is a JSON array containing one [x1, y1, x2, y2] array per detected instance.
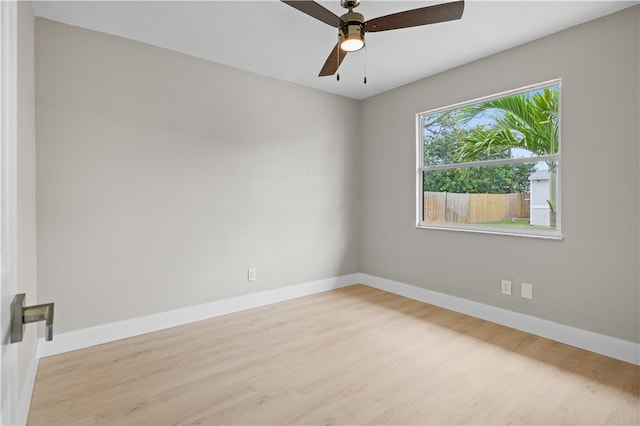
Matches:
[[17, 0, 38, 401], [360, 6, 639, 342], [35, 19, 361, 333]]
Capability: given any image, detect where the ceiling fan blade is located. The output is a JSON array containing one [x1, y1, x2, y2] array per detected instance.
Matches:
[[364, 0, 464, 33], [319, 43, 348, 76], [281, 1, 344, 28]]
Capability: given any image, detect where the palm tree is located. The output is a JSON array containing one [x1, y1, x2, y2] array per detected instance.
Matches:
[[454, 86, 560, 226]]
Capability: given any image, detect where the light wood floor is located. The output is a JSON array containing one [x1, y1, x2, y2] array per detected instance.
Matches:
[[28, 285, 639, 425]]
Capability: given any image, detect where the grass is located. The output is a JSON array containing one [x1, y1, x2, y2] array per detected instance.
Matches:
[[478, 218, 551, 229]]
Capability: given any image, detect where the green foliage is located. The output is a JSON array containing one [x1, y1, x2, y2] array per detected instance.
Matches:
[[455, 86, 559, 162], [423, 162, 534, 194], [422, 113, 534, 194], [422, 86, 559, 196]]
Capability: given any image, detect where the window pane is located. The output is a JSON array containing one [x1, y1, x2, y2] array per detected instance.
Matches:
[[422, 163, 557, 230], [422, 85, 559, 166]]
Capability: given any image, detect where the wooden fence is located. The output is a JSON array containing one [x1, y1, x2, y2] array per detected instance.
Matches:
[[424, 192, 529, 223]]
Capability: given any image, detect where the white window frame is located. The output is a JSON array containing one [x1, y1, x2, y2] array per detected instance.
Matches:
[[415, 79, 563, 239]]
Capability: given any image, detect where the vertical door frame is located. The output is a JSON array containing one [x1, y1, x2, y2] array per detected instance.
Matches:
[[0, 1, 19, 425]]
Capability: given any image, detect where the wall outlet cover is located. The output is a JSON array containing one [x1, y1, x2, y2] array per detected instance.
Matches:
[[522, 283, 533, 300], [501, 279, 512, 295], [248, 267, 257, 281]]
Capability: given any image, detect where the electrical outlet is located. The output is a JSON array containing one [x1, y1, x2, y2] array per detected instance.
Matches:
[[521, 283, 533, 300], [501, 279, 512, 295], [248, 267, 257, 282]]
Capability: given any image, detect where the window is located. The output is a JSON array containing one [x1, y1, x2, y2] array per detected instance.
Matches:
[[416, 80, 561, 238]]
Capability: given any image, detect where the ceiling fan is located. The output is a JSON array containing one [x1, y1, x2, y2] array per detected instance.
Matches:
[[281, 0, 465, 77]]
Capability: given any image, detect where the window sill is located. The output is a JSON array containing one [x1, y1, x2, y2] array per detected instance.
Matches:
[[416, 222, 564, 240]]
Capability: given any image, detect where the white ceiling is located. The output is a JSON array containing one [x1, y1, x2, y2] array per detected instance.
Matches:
[[31, 0, 638, 100]]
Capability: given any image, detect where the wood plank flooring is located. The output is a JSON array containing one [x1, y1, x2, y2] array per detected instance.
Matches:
[[28, 285, 639, 425]]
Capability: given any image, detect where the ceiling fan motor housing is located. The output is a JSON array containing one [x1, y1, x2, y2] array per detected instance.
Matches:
[[339, 10, 365, 51]]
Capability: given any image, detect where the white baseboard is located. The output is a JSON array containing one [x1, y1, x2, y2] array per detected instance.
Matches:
[[359, 273, 640, 366], [37, 274, 358, 358], [36, 272, 639, 366], [16, 343, 39, 426]]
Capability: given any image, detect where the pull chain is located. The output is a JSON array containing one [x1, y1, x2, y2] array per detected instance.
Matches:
[[363, 44, 367, 84], [336, 36, 341, 81]]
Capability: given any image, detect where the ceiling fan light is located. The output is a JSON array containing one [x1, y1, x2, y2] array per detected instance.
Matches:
[[341, 37, 364, 52], [340, 24, 365, 52]]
